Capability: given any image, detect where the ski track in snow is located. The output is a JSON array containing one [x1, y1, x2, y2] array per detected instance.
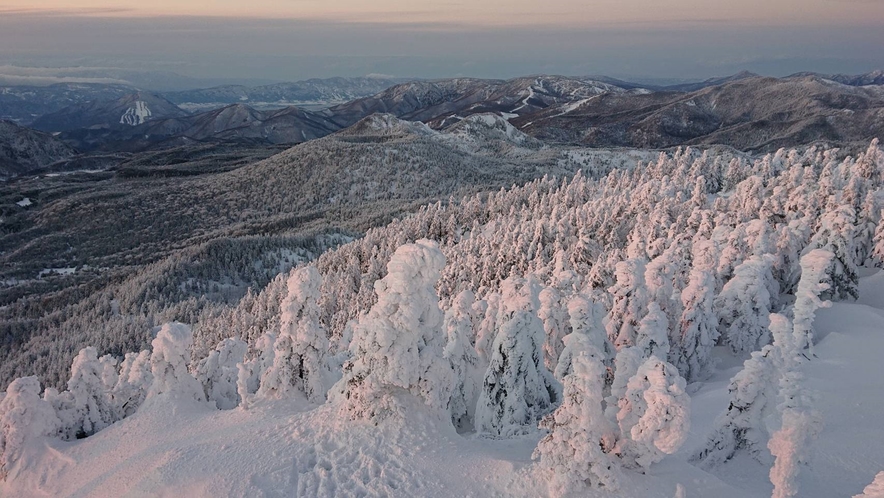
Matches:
[[120, 101, 152, 126]]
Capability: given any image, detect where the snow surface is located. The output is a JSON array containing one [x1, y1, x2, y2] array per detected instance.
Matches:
[[3, 274, 884, 497], [15, 198, 31, 207]]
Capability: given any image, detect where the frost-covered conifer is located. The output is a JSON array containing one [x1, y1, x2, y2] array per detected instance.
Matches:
[[692, 345, 778, 467], [717, 224, 749, 289], [555, 294, 614, 382], [793, 250, 834, 355], [538, 286, 568, 371], [196, 338, 248, 409], [645, 250, 681, 336], [476, 277, 558, 438], [0, 377, 60, 480], [334, 240, 454, 421], [606, 259, 649, 349], [605, 346, 643, 423], [443, 289, 483, 429], [258, 266, 329, 403], [147, 322, 205, 403], [716, 256, 778, 354], [767, 313, 823, 498], [112, 350, 153, 418], [635, 302, 670, 360], [673, 240, 719, 381], [534, 352, 620, 493], [49, 347, 119, 440], [474, 292, 500, 363], [872, 211, 884, 268], [804, 204, 859, 300], [236, 333, 276, 409], [615, 356, 691, 469]]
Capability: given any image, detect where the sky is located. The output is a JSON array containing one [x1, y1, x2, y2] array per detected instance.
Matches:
[[0, 1, 882, 88]]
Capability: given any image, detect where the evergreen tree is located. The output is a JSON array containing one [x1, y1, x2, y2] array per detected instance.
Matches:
[[334, 240, 454, 422], [476, 277, 558, 438], [534, 352, 621, 493]]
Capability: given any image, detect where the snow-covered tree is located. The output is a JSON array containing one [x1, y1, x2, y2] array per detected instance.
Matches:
[[334, 240, 454, 422], [195, 338, 248, 409], [768, 368, 823, 498], [692, 345, 778, 467], [870, 210, 884, 268], [767, 313, 823, 498], [606, 259, 649, 349], [443, 289, 483, 429], [645, 250, 682, 333], [792, 250, 834, 355], [476, 277, 559, 438], [474, 292, 500, 364], [112, 350, 153, 418], [534, 352, 621, 493], [555, 294, 614, 382], [673, 240, 719, 381], [615, 356, 691, 470], [258, 266, 329, 403], [147, 322, 205, 403], [635, 302, 670, 360], [715, 256, 777, 354], [236, 332, 276, 409], [48, 347, 119, 440], [804, 204, 859, 301], [538, 286, 568, 371], [0, 377, 60, 481]]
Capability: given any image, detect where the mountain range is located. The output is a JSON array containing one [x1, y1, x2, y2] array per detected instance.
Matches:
[[2, 70, 883, 172]]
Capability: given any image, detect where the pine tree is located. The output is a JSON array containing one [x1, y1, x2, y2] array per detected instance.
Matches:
[[112, 350, 153, 418], [538, 286, 568, 371], [692, 345, 778, 467], [673, 240, 719, 381], [147, 322, 206, 403], [195, 338, 248, 409], [0, 377, 60, 480], [793, 250, 835, 355], [555, 294, 614, 382], [258, 266, 329, 403], [715, 256, 777, 354], [48, 347, 119, 440], [804, 204, 859, 301], [476, 277, 559, 438], [534, 352, 621, 493], [615, 356, 691, 470], [606, 259, 649, 349], [334, 240, 454, 422], [635, 302, 670, 360], [443, 289, 483, 430]]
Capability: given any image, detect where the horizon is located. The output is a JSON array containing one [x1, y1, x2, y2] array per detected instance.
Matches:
[[1, 3, 882, 88]]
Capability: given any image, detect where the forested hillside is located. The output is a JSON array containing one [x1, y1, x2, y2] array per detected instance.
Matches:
[[2, 138, 882, 497]]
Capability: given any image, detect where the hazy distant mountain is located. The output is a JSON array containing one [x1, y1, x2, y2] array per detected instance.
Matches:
[[56, 103, 342, 151], [789, 70, 884, 87], [0, 83, 136, 125], [514, 74, 884, 151], [662, 71, 760, 92], [0, 120, 77, 176], [31, 92, 189, 133], [163, 77, 408, 108]]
